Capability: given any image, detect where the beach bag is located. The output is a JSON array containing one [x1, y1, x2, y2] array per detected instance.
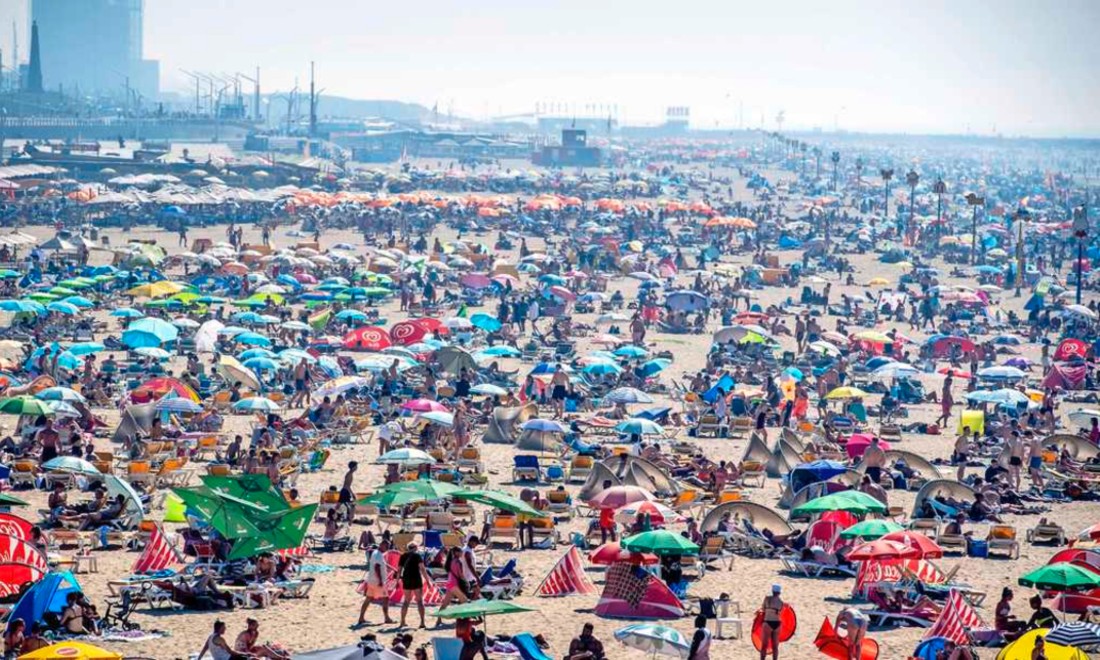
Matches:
[[966, 539, 988, 558]]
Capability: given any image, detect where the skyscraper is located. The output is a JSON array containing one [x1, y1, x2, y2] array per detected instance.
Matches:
[[30, 0, 158, 102]]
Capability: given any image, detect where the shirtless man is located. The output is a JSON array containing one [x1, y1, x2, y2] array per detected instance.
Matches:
[[339, 462, 358, 522], [550, 364, 569, 419], [862, 437, 886, 486], [1006, 432, 1025, 491], [1025, 433, 1045, 491], [289, 358, 311, 409], [953, 427, 973, 482]]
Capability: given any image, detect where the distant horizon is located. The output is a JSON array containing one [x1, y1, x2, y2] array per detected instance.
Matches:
[[3, 0, 1099, 139]]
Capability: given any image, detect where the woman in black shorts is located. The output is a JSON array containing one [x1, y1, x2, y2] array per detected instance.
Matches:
[[398, 542, 431, 628]]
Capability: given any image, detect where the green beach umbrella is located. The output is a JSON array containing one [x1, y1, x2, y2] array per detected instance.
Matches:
[[0, 492, 27, 507], [791, 490, 887, 516], [48, 287, 77, 296], [0, 396, 54, 416], [435, 599, 535, 619], [172, 486, 272, 538], [226, 504, 318, 560], [451, 489, 548, 518], [839, 519, 906, 540], [26, 292, 58, 302], [200, 474, 290, 513], [622, 529, 701, 556], [1019, 563, 1100, 591]]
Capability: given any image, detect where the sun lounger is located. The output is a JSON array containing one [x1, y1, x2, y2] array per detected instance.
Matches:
[[1026, 522, 1066, 545], [512, 633, 552, 660], [780, 554, 857, 578]]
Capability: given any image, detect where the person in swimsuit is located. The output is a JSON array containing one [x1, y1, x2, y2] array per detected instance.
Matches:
[[398, 542, 432, 629], [836, 607, 868, 660], [954, 427, 972, 481], [688, 614, 712, 660], [759, 584, 783, 660], [550, 364, 569, 419]]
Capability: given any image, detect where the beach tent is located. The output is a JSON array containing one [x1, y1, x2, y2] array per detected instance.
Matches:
[[482, 403, 537, 444], [374, 550, 443, 606], [911, 480, 977, 518], [700, 502, 794, 536], [613, 456, 679, 496], [995, 629, 1088, 660], [1043, 364, 1088, 391], [765, 437, 803, 478], [516, 427, 563, 453], [535, 546, 597, 597], [740, 433, 771, 464], [595, 562, 683, 619], [1043, 434, 1100, 461], [780, 428, 807, 452], [857, 450, 942, 481], [579, 462, 621, 502], [922, 589, 995, 646], [194, 319, 225, 354], [6, 571, 80, 633], [780, 469, 862, 510], [814, 617, 879, 660], [436, 346, 477, 375], [111, 402, 156, 443]]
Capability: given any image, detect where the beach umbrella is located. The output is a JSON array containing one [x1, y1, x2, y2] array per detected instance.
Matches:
[[638, 359, 672, 377], [1019, 563, 1100, 591], [242, 357, 279, 372], [402, 399, 450, 414], [232, 397, 281, 412], [239, 348, 277, 361], [155, 397, 204, 414], [0, 396, 53, 416], [588, 485, 657, 510], [360, 480, 463, 509], [616, 419, 665, 436], [126, 317, 179, 343], [233, 332, 272, 347], [1065, 304, 1098, 320], [343, 327, 391, 351], [588, 541, 659, 566], [977, 366, 1028, 381], [18, 641, 122, 659], [109, 307, 144, 318], [605, 387, 654, 404], [133, 347, 172, 359], [614, 624, 691, 659], [37, 387, 86, 404], [966, 388, 1033, 407], [376, 448, 435, 466], [881, 530, 944, 559], [134, 377, 199, 402], [807, 341, 841, 357], [335, 309, 369, 323], [584, 362, 623, 376], [839, 519, 905, 540], [468, 313, 502, 332], [791, 490, 887, 516], [477, 345, 520, 357], [470, 383, 507, 396], [521, 418, 568, 433], [125, 280, 187, 298], [103, 474, 145, 520], [418, 411, 455, 427], [616, 501, 683, 526], [450, 489, 548, 517], [281, 320, 311, 332], [613, 345, 649, 359], [434, 599, 535, 633], [61, 296, 95, 308], [853, 330, 894, 343], [171, 318, 200, 329], [825, 386, 869, 400], [224, 504, 316, 560], [1045, 622, 1100, 650], [847, 539, 921, 561], [0, 300, 43, 314], [200, 474, 291, 513], [314, 376, 372, 398], [41, 456, 101, 477], [871, 362, 919, 380]]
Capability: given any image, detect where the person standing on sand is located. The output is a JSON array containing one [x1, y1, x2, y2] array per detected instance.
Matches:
[[1026, 433, 1045, 491], [398, 541, 432, 629], [357, 541, 394, 627], [759, 585, 784, 660], [936, 375, 954, 427]]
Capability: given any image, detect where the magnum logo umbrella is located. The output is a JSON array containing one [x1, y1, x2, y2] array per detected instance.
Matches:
[[172, 483, 316, 559]]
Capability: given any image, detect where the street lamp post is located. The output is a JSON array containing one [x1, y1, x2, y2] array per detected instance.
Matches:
[[1073, 203, 1089, 304], [881, 168, 894, 227], [966, 193, 984, 264], [1015, 207, 1029, 296], [906, 170, 920, 243], [831, 151, 840, 192], [0, 107, 7, 165]]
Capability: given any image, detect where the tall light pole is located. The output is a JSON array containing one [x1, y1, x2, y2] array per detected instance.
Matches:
[[933, 179, 946, 240], [0, 107, 6, 165], [830, 151, 840, 192], [966, 193, 984, 264], [1073, 203, 1089, 304], [1015, 206, 1029, 296], [881, 168, 894, 228], [906, 170, 920, 242]]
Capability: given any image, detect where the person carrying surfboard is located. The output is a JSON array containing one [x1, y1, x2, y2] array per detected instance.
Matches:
[[759, 584, 784, 660]]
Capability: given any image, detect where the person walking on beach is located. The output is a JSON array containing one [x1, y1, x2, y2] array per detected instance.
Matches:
[[357, 541, 395, 627], [339, 461, 358, 522], [398, 541, 432, 628], [759, 584, 784, 660], [936, 375, 954, 428]]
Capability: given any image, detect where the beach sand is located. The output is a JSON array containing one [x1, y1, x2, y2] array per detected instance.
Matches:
[[5, 163, 1095, 660]]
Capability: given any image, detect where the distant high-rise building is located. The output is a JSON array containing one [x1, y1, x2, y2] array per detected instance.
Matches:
[[30, 0, 158, 101], [24, 20, 41, 92]]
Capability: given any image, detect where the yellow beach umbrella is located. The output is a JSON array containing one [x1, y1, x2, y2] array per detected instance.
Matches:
[[825, 386, 869, 400], [125, 280, 187, 299], [20, 641, 122, 659], [853, 330, 893, 343], [995, 629, 1087, 660], [867, 277, 890, 287]]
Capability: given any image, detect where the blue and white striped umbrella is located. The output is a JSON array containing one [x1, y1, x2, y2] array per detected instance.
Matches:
[[155, 397, 204, 414], [232, 397, 281, 412], [37, 387, 86, 403], [1046, 622, 1100, 650], [614, 624, 690, 659]]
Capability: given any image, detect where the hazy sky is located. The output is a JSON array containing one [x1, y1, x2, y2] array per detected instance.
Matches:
[[7, 0, 1100, 136]]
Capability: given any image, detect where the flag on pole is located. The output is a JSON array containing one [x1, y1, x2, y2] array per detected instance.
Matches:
[[132, 524, 179, 574]]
